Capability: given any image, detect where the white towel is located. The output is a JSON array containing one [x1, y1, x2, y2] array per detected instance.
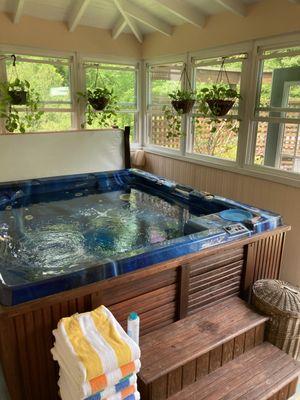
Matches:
[[52, 346, 141, 398], [59, 379, 138, 400], [58, 368, 137, 400], [52, 305, 140, 384]]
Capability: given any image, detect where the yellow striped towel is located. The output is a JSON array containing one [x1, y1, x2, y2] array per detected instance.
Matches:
[[52, 305, 140, 383]]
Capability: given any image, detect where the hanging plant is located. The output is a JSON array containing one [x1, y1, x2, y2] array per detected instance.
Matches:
[[78, 88, 118, 128], [169, 89, 197, 115], [0, 55, 43, 133], [199, 84, 241, 117], [198, 58, 241, 118], [77, 65, 119, 128], [8, 77, 29, 105], [170, 66, 196, 115], [163, 66, 196, 138]]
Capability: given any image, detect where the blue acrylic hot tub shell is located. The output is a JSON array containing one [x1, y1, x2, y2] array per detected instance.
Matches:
[[0, 169, 283, 306]]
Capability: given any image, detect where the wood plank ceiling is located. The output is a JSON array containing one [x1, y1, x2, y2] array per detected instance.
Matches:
[[0, 0, 298, 43]]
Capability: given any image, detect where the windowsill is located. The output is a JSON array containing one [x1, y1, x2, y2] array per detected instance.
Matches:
[[143, 145, 300, 189]]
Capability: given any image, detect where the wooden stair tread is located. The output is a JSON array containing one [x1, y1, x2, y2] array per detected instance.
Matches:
[[139, 297, 268, 382], [167, 342, 300, 400]]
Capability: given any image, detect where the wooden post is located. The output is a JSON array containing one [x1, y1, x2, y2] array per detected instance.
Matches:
[[177, 264, 190, 319], [124, 126, 131, 169]]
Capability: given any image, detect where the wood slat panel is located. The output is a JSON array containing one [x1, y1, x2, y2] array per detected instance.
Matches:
[[244, 232, 286, 299], [140, 298, 268, 400], [167, 368, 182, 397], [166, 343, 300, 400], [187, 247, 244, 315], [102, 269, 177, 306]]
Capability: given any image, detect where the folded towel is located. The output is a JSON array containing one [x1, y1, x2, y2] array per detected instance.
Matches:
[[85, 376, 137, 400], [86, 384, 137, 400], [52, 305, 140, 384], [52, 346, 141, 396], [59, 369, 137, 400], [59, 379, 138, 400]]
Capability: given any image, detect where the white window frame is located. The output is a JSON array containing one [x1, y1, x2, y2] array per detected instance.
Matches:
[[144, 54, 187, 155], [186, 45, 251, 167], [0, 45, 78, 132], [244, 33, 300, 185], [144, 34, 300, 188], [79, 55, 141, 145]]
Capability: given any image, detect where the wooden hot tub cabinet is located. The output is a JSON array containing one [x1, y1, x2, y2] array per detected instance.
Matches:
[[0, 226, 289, 400]]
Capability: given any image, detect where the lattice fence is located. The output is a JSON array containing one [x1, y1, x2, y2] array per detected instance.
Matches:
[[150, 115, 300, 171]]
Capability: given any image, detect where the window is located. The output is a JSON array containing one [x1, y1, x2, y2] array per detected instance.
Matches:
[[147, 62, 183, 150], [189, 54, 247, 162], [2, 53, 74, 132], [251, 46, 300, 173], [82, 61, 139, 142]]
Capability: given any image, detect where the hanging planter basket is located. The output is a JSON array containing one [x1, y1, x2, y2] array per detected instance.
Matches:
[[88, 96, 109, 111], [169, 65, 196, 115], [9, 90, 28, 105], [206, 99, 235, 117], [171, 99, 195, 114]]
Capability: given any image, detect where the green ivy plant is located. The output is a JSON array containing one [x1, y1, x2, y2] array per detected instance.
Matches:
[[168, 89, 197, 102], [0, 78, 43, 133], [198, 84, 241, 116], [163, 89, 197, 138], [77, 87, 119, 128], [162, 105, 183, 139], [196, 83, 241, 136]]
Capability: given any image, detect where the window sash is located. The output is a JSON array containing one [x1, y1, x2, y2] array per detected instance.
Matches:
[[147, 62, 184, 109], [82, 63, 138, 112]]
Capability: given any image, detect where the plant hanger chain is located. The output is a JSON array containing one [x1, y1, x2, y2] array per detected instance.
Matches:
[[10, 55, 19, 80], [94, 64, 99, 87], [93, 64, 106, 88], [179, 64, 193, 91], [216, 57, 230, 85], [0, 54, 18, 79]]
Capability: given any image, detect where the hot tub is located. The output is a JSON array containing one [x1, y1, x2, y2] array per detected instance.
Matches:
[[0, 168, 282, 306]]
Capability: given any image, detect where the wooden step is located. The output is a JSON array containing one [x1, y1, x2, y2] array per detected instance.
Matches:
[[138, 297, 268, 400], [167, 342, 300, 400]]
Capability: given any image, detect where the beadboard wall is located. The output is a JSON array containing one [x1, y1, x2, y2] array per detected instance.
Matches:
[[144, 151, 300, 286]]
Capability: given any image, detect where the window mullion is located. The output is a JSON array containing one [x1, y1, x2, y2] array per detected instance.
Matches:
[[245, 44, 262, 166], [236, 54, 254, 167]]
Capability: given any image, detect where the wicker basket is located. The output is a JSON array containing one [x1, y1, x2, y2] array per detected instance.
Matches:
[[252, 279, 300, 360]]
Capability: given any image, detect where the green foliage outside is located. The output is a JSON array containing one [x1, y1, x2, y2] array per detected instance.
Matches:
[[0, 77, 43, 132], [83, 66, 137, 140], [2, 59, 137, 139], [151, 56, 300, 161], [5, 60, 72, 132]]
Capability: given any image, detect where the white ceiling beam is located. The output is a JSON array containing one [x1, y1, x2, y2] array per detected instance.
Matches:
[[215, 0, 247, 17], [113, 0, 143, 43], [13, 0, 25, 24], [115, 0, 172, 37], [154, 0, 206, 28], [112, 16, 127, 40], [68, 0, 91, 32], [126, 15, 143, 43]]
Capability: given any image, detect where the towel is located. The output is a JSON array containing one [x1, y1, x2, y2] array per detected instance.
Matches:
[[52, 345, 140, 397], [58, 368, 137, 400], [85, 376, 137, 400], [52, 305, 140, 384], [59, 380, 138, 400]]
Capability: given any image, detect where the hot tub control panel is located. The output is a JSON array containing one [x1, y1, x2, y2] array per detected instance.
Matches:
[[223, 223, 250, 235]]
